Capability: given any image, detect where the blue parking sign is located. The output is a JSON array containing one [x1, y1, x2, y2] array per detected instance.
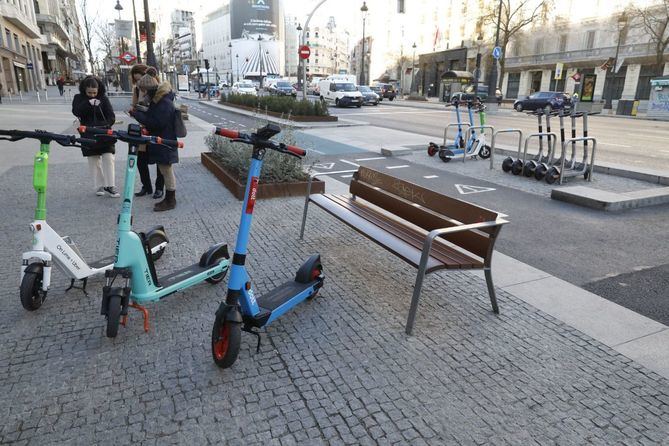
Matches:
[[492, 46, 502, 60]]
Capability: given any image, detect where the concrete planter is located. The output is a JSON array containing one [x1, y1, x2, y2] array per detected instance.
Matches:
[[219, 101, 338, 122], [201, 152, 325, 200]]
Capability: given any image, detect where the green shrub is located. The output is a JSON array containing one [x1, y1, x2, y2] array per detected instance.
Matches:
[[220, 92, 330, 117], [206, 124, 316, 184]]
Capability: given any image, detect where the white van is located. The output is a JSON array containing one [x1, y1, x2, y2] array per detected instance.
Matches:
[[318, 79, 363, 107]]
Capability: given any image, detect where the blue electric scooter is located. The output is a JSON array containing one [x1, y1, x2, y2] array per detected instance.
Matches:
[[438, 99, 491, 162], [210, 124, 324, 369], [427, 98, 467, 156], [82, 124, 231, 338]]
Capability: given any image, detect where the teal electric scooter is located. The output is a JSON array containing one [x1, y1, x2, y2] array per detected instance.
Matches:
[[81, 124, 231, 337]]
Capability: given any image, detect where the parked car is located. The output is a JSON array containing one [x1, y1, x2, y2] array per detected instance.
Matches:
[[270, 81, 297, 97], [318, 80, 363, 107], [513, 91, 571, 112], [358, 85, 380, 106], [231, 81, 258, 96], [451, 84, 502, 103], [372, 82, 397, 101], [306, 82, 320, 95]]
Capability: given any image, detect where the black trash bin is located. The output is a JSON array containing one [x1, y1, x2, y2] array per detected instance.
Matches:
[[616, 99, 634, 115]]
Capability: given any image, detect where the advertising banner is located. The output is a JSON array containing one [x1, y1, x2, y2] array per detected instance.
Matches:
[[580, 73, 596, 102], [139, 21, 156, 43], [230, 0, 280, 40], [115, 20, 134, 40]]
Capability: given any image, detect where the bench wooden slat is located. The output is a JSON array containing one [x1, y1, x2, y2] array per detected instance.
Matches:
[[326, 194, 482, 269], [354, 166, 499, 227], [350, 179, 491, 259], [311, 194, 453, 273]]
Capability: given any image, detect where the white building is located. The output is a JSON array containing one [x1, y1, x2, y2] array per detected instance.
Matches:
[[202, 1, 284, 85], [287, 16, 349, 79], [170, 10, 196, 68], [502, 0, 669, 110]]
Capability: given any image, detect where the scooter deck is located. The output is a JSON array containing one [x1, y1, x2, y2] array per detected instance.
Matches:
[[257, 280, 314, 311], [159, 262, 212, 288], [88, 255, 115, 269]]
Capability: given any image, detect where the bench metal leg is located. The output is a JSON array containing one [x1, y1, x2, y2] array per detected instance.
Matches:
[[484, 268, 499, 314], [405, 268, 426, 336], [299, 176, 314, 240]]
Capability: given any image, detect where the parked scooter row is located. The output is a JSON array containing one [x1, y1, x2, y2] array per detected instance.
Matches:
[[0, 123, 322, 369], [498, 106, 597, 185], [427, 98, 492, 162]]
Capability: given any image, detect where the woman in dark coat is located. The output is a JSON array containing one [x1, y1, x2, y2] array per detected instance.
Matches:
[[130, 74, 179, 211], [72, 76, 119, 197]]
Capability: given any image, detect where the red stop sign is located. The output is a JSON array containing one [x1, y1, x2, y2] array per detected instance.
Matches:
[[299, 45, 311, 60]]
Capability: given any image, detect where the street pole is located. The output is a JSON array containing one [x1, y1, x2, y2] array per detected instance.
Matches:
[[411, 42, 416, 94], [360, 2, 368, 86], [131, 0, 141, 63], [258, 35, 264, 90], [301, 0, 329, 100], [228, 42, 233, 86], [143, 0, 157, 69], [474, 35, 482, 94], [605, 12, 628, 110], [236, 54, 239, 83], [487, 0, 503, 106]]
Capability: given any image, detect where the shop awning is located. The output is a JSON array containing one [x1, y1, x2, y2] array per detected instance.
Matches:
[[441, 70, 473, 81], [13, 61, 26, 69]]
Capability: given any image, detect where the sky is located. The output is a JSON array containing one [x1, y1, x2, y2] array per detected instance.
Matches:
[[90, 0, 363, 47]]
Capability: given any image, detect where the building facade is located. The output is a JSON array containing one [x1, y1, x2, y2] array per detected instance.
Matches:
[[288, 16, 349, 80], [202, 0, 284, 85], [1, 0, 46, 93], [35, 0, 85, 85], [502, 0, 669, 110], [170, 9, 196, 75]]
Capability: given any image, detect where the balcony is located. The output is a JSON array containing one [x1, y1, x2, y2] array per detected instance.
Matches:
[[0, 3, 41, 38], [505, 42, 658, 68], [36, 13, 69, 41]]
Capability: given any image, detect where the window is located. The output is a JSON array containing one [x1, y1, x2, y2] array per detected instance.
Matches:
[[586, 31, 595, 50], [5, 30, 10, 50], [14, 34, 19, 52], [534, 38, 543, 55], [559, 34, 567, 52], [506, 72, 520, 99], [398, 0, 405, 13], [636, 64, 663, 100], [33, 0, 39, 13]]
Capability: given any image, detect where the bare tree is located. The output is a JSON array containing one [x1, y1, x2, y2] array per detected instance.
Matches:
[[78, 0, 98, 74], [629, 0, 669, 75], [482, 0, 552, 88], [96, 23, 117, 85]]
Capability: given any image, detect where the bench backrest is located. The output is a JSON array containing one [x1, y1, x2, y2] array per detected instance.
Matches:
[[350, 167, 499, 258]]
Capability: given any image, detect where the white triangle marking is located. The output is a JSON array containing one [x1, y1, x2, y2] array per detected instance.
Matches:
[[454, 184, 496, 195], [313, 162, 335, 169]]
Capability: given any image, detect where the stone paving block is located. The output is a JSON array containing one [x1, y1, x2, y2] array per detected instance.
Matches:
[[0, 158, 667, 444]]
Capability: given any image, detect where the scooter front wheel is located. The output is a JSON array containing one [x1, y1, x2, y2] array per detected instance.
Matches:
[[427, 143, 438, 157], [106, 294, 122, 338], [20, 263, 45, 311], [212, 313, 241, 369], [478, 145, 492, 159]]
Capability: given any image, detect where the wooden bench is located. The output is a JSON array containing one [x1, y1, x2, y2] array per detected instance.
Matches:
[[299, 166, 509, 334]]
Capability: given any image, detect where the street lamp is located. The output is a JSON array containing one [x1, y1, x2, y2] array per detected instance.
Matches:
[[142, 0, 157, 69], [258, 35, 264, 89], [486, 0, 503, 108], [605, 11, 628, 110], [228, 42, 233, 85], [360, 1, 368, 86], [114, 0, 123, 19], [296, 23, 303, 91], [473, 34, 483, 94], [130, 0, 141, 63], [300, 0, 329, 100], [235, 54, 239, 83], [411, 42, 416, 94]]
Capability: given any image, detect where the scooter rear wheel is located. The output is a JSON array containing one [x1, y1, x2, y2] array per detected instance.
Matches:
[[427, 143, 438, 157], [478, 145, 492, 159], [212, 314, 241, 369], [205, 252, 229, 284], [105, 294, 122, 338], [511, 160, 524, 175], [20, 264, 45, 311], [438, 149, 453, 163], [148, 232, 168, 262], [534, 164, 548, 181], [501, 157, 514, 172]]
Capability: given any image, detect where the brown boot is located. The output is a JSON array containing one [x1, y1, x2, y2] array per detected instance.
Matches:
[[154, 190, 176, 212]]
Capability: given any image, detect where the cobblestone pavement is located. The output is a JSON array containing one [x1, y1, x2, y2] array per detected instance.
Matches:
[[1, 158, 668, 445]]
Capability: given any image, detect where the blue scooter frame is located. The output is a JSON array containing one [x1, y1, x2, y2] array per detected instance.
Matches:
[[427, 99, 467, 156], [82, 124, 231, 338], [438, 100, 492, 162], [211, 124, 324, 369]]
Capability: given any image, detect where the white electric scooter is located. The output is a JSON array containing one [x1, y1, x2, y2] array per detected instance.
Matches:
[[0, 129, 168, 311]]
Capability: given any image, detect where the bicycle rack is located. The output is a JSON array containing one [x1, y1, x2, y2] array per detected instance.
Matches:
[[490, 129, 523, 170], [462, 125, 495, 163], [557, 137, 597, 185], [443, 122, 471, 149], [522, 132, 557, 166]]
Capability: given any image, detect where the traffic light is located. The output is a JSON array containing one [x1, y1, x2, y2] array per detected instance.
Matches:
[[204, 59, 210, 70]]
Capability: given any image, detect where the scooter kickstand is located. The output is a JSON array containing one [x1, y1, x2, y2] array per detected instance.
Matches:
[[242, 325, 262, 353], [127, 303, 150, 333], [65, 278, 89, 296]]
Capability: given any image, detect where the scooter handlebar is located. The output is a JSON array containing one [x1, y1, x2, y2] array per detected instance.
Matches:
[[213, 127, 306, 158], [79, 126, 184, 149], [0, 129, 92, 148]]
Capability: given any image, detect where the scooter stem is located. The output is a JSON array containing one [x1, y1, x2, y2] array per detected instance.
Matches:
[[33, 143, 50, 220], [234, 154, 263, 256], [118, 143, 139, 233]]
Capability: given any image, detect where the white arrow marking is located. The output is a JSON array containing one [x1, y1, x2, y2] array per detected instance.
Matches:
[[454, 184, 496, 195]]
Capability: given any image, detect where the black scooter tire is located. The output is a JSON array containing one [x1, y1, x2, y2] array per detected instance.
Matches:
[[478, 145, 491, 159], [523, 162, 534, 177], [501, 157, 514, 172], [438, 149, 452, 163], [105, 294, 122, 338], [511, 160, 524, 175], [212, 313, 241, 369], [148, 232, 168, 262], [546, 167, 559, 184], [534, 164, 548, 181], [20, 264, 45, 311]]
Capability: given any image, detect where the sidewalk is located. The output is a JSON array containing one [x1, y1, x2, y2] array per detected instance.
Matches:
[[0, 103, 667, 444]]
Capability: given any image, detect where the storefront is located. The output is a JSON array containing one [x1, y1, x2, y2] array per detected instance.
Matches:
[[416, 48, 467, 99]]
